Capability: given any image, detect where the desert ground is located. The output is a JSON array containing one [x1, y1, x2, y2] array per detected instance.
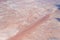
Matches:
[[0, 0, 60, 40]]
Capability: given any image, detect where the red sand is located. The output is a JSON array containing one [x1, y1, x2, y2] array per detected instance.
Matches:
[[0, 0, 60, 40]]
